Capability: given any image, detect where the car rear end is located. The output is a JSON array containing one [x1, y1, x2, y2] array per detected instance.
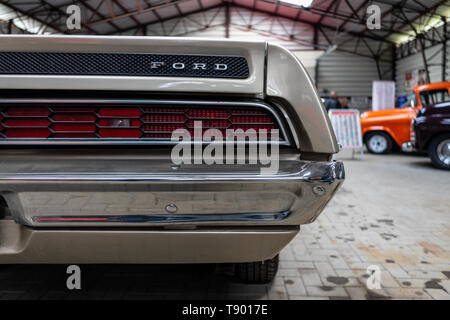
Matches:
[[0, 36, 343, 269]]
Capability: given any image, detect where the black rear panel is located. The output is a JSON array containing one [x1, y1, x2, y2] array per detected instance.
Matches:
[[0, 52, 249, 79]]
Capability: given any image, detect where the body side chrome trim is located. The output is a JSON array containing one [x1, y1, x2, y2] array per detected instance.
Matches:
[[32, 211, 291, 223]]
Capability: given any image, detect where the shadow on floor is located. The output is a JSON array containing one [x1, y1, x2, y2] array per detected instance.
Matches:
[[0, 264, 268, 300]]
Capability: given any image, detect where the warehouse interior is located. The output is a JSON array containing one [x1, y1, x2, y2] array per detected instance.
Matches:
[[1, 0, 449, 102], [0, 0, 449, 300]]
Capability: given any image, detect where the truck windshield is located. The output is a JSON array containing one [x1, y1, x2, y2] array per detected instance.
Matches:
[[420, 89, 450, 106]]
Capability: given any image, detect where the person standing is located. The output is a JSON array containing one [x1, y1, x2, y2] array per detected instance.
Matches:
[[324, 91, 341, 112], [339, 96, 350, 109]]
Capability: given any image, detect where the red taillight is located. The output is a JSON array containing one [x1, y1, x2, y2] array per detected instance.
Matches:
[[52, 133, 97, 138], [98, 119, 141, 127], [5, 128, 50, 138], [51, 107, 97, 113], [187, 109, 229, 119], [0, 104, 281, 141], [98, 129, 141, 138], [230, 115, 272, 124], [143, 124, 186, 133], [52, 113, 95, 122], [186, 119, 229, 129], [230, 124, 275, 130], [52, 123, 96, 132], [142, 114, 186, 123], [142, 107, 185, 113], [5, 118, 51, 127], [98, 108, 141, 117], [4, 107, 50, 117]]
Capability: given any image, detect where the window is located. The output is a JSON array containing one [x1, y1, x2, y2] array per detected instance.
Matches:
[[420, 89, 450, 107], [409, 93, 417, 107]]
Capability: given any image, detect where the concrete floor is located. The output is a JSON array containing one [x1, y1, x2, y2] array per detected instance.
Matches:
[[0, 151, 449, 300]]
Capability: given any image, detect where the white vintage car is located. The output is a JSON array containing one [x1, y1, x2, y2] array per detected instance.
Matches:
[[0, 35, 344, 283]]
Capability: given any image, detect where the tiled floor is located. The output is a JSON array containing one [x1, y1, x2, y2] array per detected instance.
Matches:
[[0, 151, 449, 300]]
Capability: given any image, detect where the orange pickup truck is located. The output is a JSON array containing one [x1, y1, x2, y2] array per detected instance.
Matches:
[[360, 81, 450, 154]]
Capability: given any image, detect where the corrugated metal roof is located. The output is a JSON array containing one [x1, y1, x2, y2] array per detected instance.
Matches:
[[1, 0, 448, 44], [0, 2, 57, 34]]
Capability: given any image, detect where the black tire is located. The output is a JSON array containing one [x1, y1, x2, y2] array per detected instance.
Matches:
[[365, 132, 393, 154], [428, 134, 450, 170], [235, 254, 279, 284]]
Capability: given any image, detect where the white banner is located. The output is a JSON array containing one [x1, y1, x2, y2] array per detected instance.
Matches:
[[328, 109, 363, 150], [372, 80, 395, 111]]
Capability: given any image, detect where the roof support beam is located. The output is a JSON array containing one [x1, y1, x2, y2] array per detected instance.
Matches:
[[0, 1, 64, 33], [385, 0, 449, 39], [397, 7, 431, 83], [2, 0, 448, 43], [373, 0, 444, 18], [225, 0, 230, 38], [316, 0, 337, 25], [87, 0, 187, 26], [78, 0, 121, 33], [38, 0, 99, 34], [110, 0, 143, 31], [241, 2, 394, 43], [339, 0, 369, 30]]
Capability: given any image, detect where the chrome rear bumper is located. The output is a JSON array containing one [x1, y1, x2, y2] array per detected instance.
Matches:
[[0, 150, 344, 228], [0, 150, 343, 263]]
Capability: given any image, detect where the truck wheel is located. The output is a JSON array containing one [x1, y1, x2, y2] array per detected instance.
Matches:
[[235, 254, 279, 284], [428, 134, 450, 170], [366, 132, 393, 154]]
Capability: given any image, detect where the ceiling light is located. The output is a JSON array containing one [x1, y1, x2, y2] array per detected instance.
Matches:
[[280, 0, 314, 7]]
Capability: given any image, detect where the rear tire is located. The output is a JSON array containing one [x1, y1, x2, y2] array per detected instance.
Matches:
[[235, 254, 279, 284], [365, 132, 393, 154], [428, 134, 450, 170]]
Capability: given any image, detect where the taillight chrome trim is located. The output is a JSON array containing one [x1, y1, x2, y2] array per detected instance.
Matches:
[[0, 99, 292, 146]]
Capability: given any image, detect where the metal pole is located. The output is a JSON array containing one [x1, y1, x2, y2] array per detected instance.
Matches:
[[443, 17, 447, 82], [225, 1, 230, 39], [375, 56, 382, 80], [418, 34, 431, 83], [313, 25, 320, 86], [7, 20, 13, 34], [392, 44, 396, 81]]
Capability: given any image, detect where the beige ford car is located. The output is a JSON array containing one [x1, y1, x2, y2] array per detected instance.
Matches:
[[0, 36, 344, 283]]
